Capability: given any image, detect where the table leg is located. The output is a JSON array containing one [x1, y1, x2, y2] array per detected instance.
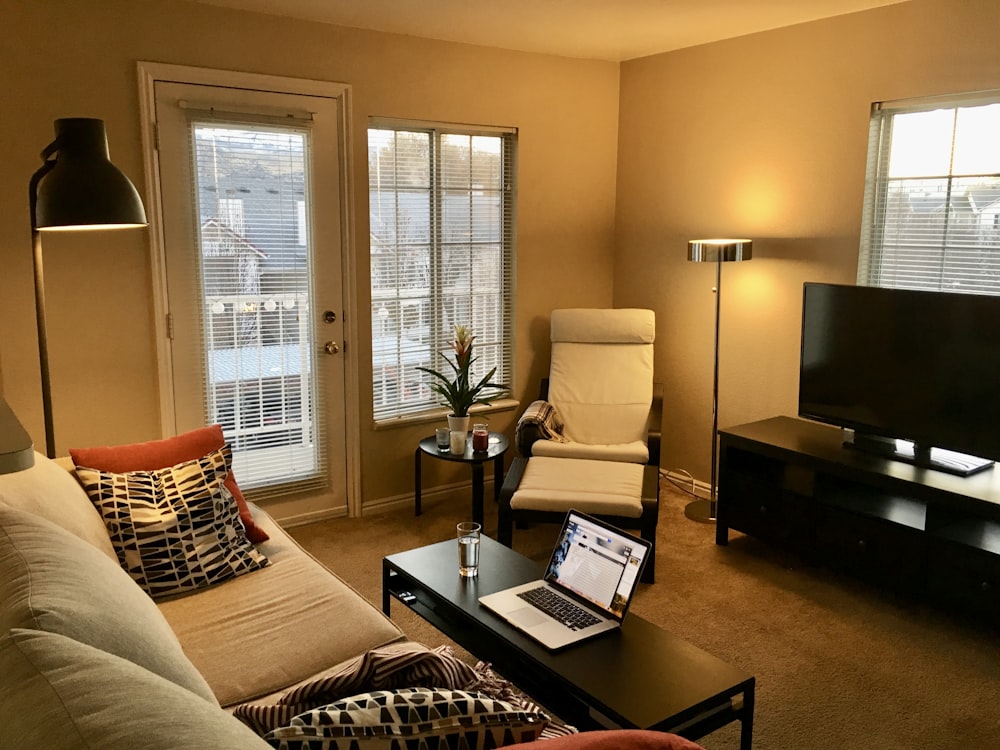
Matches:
[[740, 681, 755, 750], [381, 562, 391, 615], [471, 462, 485, 527], [492, 454, 504, 504], [414, 447, 422, 516]]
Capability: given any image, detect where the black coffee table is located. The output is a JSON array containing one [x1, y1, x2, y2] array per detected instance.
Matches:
[[382, 536, 755, 748]]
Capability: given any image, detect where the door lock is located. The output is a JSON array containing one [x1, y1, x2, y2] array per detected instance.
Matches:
[[323, 310, 337, 323], [325, 341, 340, 355]]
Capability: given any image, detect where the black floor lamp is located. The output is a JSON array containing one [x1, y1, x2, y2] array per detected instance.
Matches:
[[29, 118, 147, 458], [684, 238, 752, 524]]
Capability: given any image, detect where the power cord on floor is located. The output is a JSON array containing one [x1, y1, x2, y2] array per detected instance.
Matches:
[[658, 467, 706, 499]]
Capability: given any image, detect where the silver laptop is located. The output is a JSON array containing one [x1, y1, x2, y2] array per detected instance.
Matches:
[[479, 510, 650, 650]]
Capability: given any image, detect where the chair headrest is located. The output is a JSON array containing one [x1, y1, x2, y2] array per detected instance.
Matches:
[[550, 308, 655, 344]]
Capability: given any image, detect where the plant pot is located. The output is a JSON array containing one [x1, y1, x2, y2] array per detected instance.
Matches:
[[447, 415, 470, 434]]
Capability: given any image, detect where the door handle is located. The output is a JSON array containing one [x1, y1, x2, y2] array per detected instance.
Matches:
[[325, 341, 340, 355]]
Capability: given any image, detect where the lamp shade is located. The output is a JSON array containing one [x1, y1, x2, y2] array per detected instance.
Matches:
[[0, 397, 34, 474], [35, 118, 147, 230], [688, 238, 752, 263]]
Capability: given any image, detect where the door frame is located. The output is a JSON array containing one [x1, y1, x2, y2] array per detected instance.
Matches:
[[136, 61, 362, 519]]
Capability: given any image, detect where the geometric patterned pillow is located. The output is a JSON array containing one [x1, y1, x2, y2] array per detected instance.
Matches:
[[262, 688, 549, 750], [74, 445, 268, 599]]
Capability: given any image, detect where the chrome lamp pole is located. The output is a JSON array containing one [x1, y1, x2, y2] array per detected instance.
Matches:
[[684, 238, 752, 523]]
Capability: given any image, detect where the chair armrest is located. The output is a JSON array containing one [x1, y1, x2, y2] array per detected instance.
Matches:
[[515, 397, 567, 457], [515, 415, 546, 457], [646, 382, 663, 469], [512, 380, 548, 456]]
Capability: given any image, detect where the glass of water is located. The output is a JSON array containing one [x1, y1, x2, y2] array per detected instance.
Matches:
[[457, 522, 481, 577]]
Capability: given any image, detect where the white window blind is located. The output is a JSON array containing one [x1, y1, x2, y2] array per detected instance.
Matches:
[[189, 118, 327, 498], [859, 91, 1000, 294], [368, 121, 516, 423]]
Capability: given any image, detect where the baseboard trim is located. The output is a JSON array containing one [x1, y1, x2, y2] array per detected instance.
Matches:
[[362, 477, 493, 517]]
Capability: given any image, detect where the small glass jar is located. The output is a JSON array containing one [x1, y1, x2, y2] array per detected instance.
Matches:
[[472, 423, 489, 452]]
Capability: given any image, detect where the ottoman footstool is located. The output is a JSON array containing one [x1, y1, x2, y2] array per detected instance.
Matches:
[[497, 456, 659, 583]]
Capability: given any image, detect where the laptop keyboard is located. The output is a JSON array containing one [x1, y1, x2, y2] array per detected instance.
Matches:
[[517, 586, 601, 630]]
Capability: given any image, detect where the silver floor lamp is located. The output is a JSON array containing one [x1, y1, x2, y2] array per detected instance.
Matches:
[[29, 118, 147, 458], [684, 238, 752, 524]]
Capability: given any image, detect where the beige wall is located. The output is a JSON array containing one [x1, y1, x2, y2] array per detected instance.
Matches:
[[614, 0, 1000, 485], [6, 0, 998, 515], [0, 0, 619, 515]]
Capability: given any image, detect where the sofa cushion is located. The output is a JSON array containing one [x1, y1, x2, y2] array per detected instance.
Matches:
[[74, 445, 269, 599], [157, 508, 406, 707], [0, 502, 218, 703], [263, 688, 548, 750], [0, 629, 271, 750], [0, 450, 116, 559], [70, 424, 269, 542]]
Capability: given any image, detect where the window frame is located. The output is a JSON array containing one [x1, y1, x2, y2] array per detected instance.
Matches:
[[368, 118, 518, 426]]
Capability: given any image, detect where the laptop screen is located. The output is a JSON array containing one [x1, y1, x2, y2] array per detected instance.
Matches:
[[543, 510, 649, 621]]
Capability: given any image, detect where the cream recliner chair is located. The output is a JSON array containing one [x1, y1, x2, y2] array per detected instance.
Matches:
[[500, 308, 661, 582]]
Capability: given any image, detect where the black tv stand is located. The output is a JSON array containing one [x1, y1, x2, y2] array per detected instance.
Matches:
[[717, 416, 1000, 623], [843, 431, 995, 477]]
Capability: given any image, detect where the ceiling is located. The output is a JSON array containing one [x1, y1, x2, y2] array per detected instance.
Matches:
[[190, 0, 910, 61]]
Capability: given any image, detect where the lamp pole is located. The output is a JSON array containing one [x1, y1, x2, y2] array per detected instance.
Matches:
[[709, 255, 722, 518], [29, 161, 57, 458], [684, 238, 752, 524]]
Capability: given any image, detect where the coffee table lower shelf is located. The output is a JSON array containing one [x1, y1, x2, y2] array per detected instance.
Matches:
[[382, 537, 755, 748]]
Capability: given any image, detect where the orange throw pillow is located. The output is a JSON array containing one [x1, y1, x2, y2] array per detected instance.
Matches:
[[69, 425, 269, 543]]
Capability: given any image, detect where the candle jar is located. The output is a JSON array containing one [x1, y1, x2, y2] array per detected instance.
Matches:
[[449, 430, 467, 454], [472, 423, 489, 452]]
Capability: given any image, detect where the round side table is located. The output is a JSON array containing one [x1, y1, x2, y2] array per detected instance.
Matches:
[[414, 431, 509, 527]]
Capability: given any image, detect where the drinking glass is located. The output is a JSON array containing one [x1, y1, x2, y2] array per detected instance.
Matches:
[[435, 427, 450, 451], [457, 521, 481, 577]]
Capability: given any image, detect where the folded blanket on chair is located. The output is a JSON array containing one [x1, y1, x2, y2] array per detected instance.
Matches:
[[515, 400, 569, 446]]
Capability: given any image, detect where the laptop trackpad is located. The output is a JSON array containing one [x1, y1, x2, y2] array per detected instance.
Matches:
[[507, 606, 549, 628]]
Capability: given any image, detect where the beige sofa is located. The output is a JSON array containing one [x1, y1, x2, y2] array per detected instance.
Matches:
[[0, 451, 423, 748], [0, 449, 705, 750]]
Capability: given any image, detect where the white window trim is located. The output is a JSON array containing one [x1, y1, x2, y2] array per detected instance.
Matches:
[[136, 61, 363, 515], [367, 117, 518, 426]]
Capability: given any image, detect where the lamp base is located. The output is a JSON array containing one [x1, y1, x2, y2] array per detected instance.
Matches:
[[684, 498, 717, 524]]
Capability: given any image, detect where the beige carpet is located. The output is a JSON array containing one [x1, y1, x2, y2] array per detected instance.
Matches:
[[289, 479, 1000, 749]]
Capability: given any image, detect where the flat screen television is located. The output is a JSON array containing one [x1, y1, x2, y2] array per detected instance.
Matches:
[[798, 282, 1000, 476]]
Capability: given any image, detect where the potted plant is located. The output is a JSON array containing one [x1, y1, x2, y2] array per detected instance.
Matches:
[[418, 325, 509, 433]]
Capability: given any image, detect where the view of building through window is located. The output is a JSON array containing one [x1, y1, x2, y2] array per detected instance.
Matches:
[[368, 125, 515, 422], [193, 123, 318, 486], [860, 96, 1000, 294]]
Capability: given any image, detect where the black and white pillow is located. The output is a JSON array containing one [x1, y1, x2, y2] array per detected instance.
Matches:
[[75, 445, 268, 599], [263, 688, 549, 750]]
